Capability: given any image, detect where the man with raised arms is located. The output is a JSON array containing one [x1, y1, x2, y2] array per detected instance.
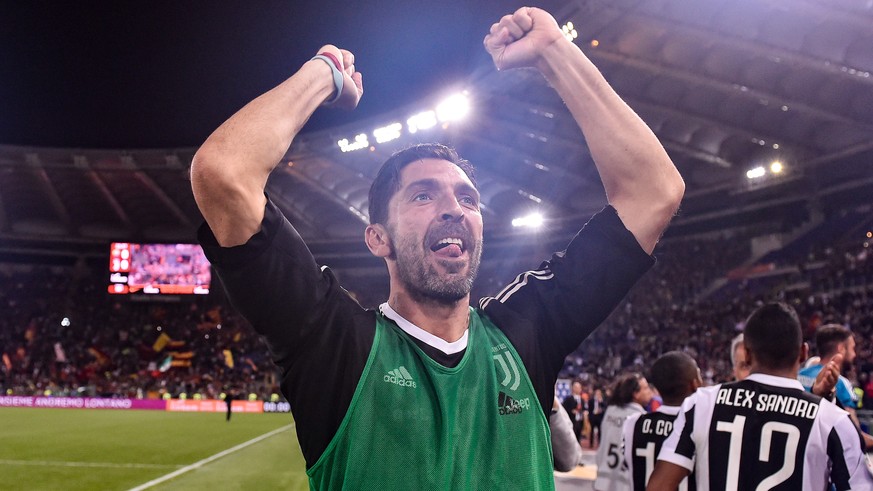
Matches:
[[192, 6, 683, 489]]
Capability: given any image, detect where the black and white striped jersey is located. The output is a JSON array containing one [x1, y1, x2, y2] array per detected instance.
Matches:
[[623, 405, 695, 491], [658, 373, 873, 491]]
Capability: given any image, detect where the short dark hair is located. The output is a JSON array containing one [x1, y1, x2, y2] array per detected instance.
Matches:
[[367, 143, 476, 225], [610, 373, 643, 406], [815, 324, 852, 358], [743, 302, 803, 371], [649, 351, 698, 404]]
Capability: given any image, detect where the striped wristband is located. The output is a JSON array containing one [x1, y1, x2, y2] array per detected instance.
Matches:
[[311, 52, 344, 106]]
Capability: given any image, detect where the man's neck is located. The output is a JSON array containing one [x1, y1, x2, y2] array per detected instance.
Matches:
[[750, 365, 800, 379], [387, 292, 470, 343]]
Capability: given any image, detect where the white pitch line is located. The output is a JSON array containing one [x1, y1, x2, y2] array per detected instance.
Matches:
[[127, 424, 293, 491], [0, 459, 180, 469]]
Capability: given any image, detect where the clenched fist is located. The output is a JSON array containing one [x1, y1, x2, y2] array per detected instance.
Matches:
[[316, 44, 364, 110], [483, 7, 564, 71]]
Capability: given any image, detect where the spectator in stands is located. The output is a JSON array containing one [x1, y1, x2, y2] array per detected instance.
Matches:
[[588, 387, 606, 448], [730, 333, 751, 381], [562, 380, 587, 443], [863, 371, 873, 410], [649, 302, 873, 490], [594, 372, 652, 491], [190, 6, 683, 489], [623, 351, 701, 490]]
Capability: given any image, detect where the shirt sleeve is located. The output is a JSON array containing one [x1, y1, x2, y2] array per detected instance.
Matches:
[[827, 413, 873, 490], [550, 401, 582, 472], [482, 206, 655, 417], [835, 377, 858, 409], [658, 395, 697, 472], [198, 196, 359, 369], [198, 196, 375, 467]]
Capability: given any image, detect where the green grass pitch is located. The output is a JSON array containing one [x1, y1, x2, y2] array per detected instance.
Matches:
[[0, 408, 310, 490]]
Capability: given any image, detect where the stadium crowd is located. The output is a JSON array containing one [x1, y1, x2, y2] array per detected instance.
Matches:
[[562, 225, 873, 397], [0, 262, 277, 400], [1, 212, 871, 411]]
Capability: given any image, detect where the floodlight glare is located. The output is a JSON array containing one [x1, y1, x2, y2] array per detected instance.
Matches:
[[511, 212, 544, 228], [561, 21, 578, 42], [373, 122, 402, 144], [770, 161, 783, 174], [338, 133, 369, 152], [561, 22, 579, 42], [746, 166, 766, 179], [436, 93, 470, 122], [407, 111, 437, 134]]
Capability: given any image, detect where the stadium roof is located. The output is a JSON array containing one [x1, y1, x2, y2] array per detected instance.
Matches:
[[1, 0, 871, 257]]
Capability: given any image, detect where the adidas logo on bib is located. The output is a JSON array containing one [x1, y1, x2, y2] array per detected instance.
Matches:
[[498, 391, 530, 415], [384, 366, 417, 388]]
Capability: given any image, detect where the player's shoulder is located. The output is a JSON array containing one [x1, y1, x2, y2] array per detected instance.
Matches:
[[798, 363, 823, 377], [624, 411, 644, 429], [684, 382, 723, 405], [836, 374, 855, 392]]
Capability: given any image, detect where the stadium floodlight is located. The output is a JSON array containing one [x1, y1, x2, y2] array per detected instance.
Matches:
[[746, 166, 766, 179], [61, 317, 71, 327], [407, 110, 437, 134], [373, 122, 402, 144], [511, 212, 544, 229], [770, 161, 783, 174], [561, 22, 578, 42], [338, 133, 369, 152], [435, 93, 470, 123]]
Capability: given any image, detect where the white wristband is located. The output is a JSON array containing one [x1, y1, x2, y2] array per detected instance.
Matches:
[[311, 54, 344, 106]]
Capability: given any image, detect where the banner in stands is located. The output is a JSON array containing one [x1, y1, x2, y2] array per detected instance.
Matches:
[[0, 396, 166, 410], [165, 399, 263, 413]]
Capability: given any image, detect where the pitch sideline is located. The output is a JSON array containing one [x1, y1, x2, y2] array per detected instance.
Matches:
[[127, 424, 294, 491], [0, 459, 179, 470]]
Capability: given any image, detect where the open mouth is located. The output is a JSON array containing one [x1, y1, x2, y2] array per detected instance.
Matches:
[[430, 237, 465, 258]]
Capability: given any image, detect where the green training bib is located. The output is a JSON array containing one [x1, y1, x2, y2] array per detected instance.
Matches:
[[306, 308, 554, 490]]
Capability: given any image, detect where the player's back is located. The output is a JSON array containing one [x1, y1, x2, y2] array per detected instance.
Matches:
[[624, 407, 695, 491], [595, 403, 644, 491], [659, 373, 872, 490]]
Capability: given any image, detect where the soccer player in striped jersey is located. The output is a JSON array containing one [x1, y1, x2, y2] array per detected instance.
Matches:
[[595, 373, 653, 491], [623, 351, 701, 490], [648, 302, 873, 491]]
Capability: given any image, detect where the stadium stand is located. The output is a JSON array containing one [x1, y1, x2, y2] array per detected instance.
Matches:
[[1, 203, 870, 412]]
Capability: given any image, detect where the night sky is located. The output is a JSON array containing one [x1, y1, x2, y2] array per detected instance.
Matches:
[[1, 1, 551, 149]]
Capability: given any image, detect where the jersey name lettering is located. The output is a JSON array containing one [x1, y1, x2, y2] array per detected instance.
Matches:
[[755, 394, 818, 419], [715, 387, 755, 408], [641, 418, 673, 436]]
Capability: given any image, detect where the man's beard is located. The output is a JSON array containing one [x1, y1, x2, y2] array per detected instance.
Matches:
[[390, 227, 482, 304]]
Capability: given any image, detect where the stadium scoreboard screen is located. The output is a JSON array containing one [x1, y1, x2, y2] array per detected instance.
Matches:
[[109, 243, 211, 295]]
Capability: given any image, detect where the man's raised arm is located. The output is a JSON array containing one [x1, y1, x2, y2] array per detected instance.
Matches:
[[484, 8, 684, 254], [191, 45, 363, 247]]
